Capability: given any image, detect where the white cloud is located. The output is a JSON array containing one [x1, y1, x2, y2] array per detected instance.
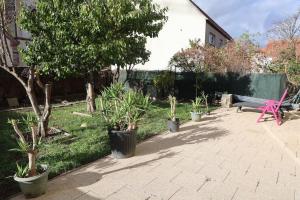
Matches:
[[194, 0, 300, 46]]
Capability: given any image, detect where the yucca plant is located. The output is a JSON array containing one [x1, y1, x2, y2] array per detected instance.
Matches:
[[15, 163, 29, 178], [100, 83, 150, 158], [123, 90, 150, 131], [192, 97, 202, 113], [9, 115, 42, 177], [99, 83, 150, 131], [201, 91, 210, 114], [168, 95, 177, 121]]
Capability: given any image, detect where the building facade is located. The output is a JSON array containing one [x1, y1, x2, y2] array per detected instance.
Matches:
[[134, 0, 232, 70], [5, 0, 232, 70]]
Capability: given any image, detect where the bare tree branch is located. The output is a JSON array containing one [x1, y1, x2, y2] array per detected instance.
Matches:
[[268, 9, 300, 44], [0, 65, 27, 88], [11, 120, 26, 144]]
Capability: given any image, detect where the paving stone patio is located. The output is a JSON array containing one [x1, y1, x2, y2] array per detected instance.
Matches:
[[10, 108, 300, 200]]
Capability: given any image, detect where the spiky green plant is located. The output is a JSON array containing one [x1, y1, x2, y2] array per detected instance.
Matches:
[[8, 115, 42, 177], [168, 95, 177, 121], [201, 91, 209, 114], [99, 83, 150, 131], [15, 163, 29, 178], [192, 97, 202, 113]]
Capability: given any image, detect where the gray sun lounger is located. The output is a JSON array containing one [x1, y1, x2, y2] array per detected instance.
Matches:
[[232, 95, 287, 117], [232, 89, 300, 113]]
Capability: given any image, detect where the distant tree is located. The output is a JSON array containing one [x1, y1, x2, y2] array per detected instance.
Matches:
[[268, 9, 300, 46], [168, 39, 206, 96], [223, 32, 259, 73], [267, 9, 300, 86], [19, 0, 167, 113], [169, 33, 261, 95], [169, 39, 204, 73], [169, 33, 259, 74], [0, 0, 52, 137]]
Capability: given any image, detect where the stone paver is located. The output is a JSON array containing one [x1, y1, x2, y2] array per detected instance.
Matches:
[[10, 108, 300, 200]]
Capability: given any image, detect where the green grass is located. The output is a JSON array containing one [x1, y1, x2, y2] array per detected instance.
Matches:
[[0, 101, 216, 199]]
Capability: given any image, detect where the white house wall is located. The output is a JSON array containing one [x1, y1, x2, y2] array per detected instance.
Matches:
[[134, 0, 207, 71]]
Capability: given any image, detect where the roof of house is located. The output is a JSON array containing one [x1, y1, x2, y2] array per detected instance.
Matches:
[[189, 0, 233, 41]]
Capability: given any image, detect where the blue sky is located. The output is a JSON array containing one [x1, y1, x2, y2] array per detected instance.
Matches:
[[194, 0, 300, 46]]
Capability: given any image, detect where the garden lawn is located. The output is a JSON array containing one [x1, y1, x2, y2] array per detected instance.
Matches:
[[0, 101, 216, 199]]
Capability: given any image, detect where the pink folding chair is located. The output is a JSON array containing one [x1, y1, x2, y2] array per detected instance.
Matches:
[[256, 89, 288, 126]]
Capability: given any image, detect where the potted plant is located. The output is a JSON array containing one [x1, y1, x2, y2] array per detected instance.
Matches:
[[100, 83, 150, 159], [191, 97, 202, 122], [167, 95, 180, 132], [201, 91, 210, 115], [9, 116, 49, 198]]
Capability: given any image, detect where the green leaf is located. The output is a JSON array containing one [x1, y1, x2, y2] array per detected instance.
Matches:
[[19, 0, 167, 79]]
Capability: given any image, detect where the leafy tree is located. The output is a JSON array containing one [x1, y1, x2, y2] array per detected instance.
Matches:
[[170, 33, 259, 74], [224, 32, 259, 73], [19, 0, 167, 112], [0, 0, 52, 137], [169, 34, 259, 96], [153, 71, 175, 98], [169, 39, 204, 73], [168, 39, 205, 96]]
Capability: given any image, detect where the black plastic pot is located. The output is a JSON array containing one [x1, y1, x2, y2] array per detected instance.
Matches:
[[108, 129, 137, 159], [167, 118, 180, 132], [14, 164, 49, 198]]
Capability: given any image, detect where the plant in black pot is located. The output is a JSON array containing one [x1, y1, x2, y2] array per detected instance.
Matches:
[[191, 97, 203, 122], [100, 83, 150, 159], [167, 95, 180, 132], [9, 115, 49, 198]]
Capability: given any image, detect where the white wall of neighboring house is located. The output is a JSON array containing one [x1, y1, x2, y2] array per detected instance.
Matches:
[[134, 0, 231, 71], [134, 0, 208, 71]]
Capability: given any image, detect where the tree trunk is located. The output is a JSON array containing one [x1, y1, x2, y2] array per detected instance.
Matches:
[[39, 84, 52, 137], [86, 72, 96, 113], [28, 150, 37, 177], [114, 66, 120, 83], [26, 74, 52, 137], [195, 76, 198, 97], [26, 84, 42, 120]]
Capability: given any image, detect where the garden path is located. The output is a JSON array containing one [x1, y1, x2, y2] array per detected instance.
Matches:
[[10, 108, 300, 200]]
